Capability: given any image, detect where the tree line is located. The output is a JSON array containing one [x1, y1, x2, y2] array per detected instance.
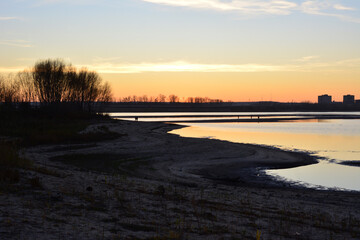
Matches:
[[119, 94, 223, 103], [1, 59, 225, 107], [0, 59, 112, 107]]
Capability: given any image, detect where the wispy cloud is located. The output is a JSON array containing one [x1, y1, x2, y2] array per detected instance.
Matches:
[[334, 4, 355, 11], [0, 17, 20, 21], [335, 58, 360, 67], [79, 57, 360, 74], [301, 1, 360, 23], [0, 40, 33, 48], [294, 56, 319, 62], [92, 57, 124, 63], [28, 0, 360, 23], [141, 0, 298, 15], [35, 0, 99, 5], [80, 61, 290, 73], [140, 0, 360, 23], [2, 58, 360, 74]]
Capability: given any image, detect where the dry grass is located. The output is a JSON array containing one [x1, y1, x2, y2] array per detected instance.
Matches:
[[0, 143, 32, 185]]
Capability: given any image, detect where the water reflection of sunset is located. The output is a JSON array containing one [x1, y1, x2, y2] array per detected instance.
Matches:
[[172, 123, 360, 161], [267, 162, 360, 191], [171, 119, 360, 190]]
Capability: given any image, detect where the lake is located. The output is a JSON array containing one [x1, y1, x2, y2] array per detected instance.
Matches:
[[111, 112, 360, 191]]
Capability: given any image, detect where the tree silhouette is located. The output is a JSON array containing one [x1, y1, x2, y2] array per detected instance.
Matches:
[[66, 68, 113, 109], [98, 82, 112, 102], [0, 75, 5, 102], [187, 97, 194, 103], [63, 66, 78, 102], [30, 59, 112, 108], [1, 59, 113, 109], [155, 94, 166, 102], [17, 71, 36, 102], [32, 59, 68, 103], [168, 94, 179, 103], [0, 74, 20, 103]]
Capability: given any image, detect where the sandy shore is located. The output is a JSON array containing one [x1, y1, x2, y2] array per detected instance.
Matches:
[[1, 120, 360, 239], [77, 121, 315, 183]]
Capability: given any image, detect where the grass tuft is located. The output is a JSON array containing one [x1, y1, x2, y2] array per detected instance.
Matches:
[[0, 143, 32, 169], [0, 143, 32, 185]]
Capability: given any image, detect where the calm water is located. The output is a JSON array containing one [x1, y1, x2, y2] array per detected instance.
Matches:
[[112, 112, 360, 191]]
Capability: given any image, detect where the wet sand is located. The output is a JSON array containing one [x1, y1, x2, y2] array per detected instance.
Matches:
[[1, 120, 360, 239]]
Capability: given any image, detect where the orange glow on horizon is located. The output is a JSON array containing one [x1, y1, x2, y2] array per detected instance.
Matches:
[[101, 71, 360, 102]]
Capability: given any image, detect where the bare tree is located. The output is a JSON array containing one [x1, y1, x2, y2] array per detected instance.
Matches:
[[121, 96, 132, 102], [98, 82, 113, 102], [195, 97, 207, 103], [140, 95, 148, 102], [0, 74, 20, 103], [155, 94, 166, 102], [168, 94, 179, 103], [118, 94, 224, 104], [63, 66, 78, 102], [16, 70, 36, 102], [0, 59, 113, 108], [131, 95, 138, 102], [65, 68, 112, 110], [76, 69, 100, 106], [33, 59, 68, 103], [0, 75, 5, 102], [187, 97, 194, 103]]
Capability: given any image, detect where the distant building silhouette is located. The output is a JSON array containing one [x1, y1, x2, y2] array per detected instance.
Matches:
[[356, 100, 360, 104], [343, 94, 355, 104], [318, 94, 332, 104]]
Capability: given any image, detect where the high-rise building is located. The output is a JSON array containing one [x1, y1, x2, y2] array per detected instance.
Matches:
[[343, 94, 355, 104], [318, 94, 332, 104]]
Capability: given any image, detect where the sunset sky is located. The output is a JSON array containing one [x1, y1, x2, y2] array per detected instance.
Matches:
[[1, 0, 360, 102]]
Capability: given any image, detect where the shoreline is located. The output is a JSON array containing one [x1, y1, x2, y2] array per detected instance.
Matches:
[[113, 113, 360, 124], [1, 119, 360, 239], [123, 121, 318, 188], [165, 122, 319, 188]]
